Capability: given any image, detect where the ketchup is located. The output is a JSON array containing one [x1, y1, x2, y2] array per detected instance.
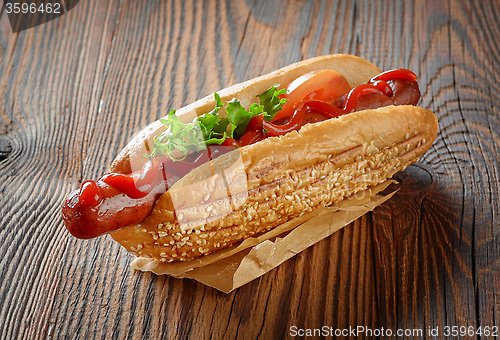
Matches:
[[240, 69, 420, 139], [62, 144, 238, 239], [63, 69, 420, 238]]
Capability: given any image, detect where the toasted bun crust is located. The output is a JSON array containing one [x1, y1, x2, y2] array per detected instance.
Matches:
[[108, 55, 438, 263]]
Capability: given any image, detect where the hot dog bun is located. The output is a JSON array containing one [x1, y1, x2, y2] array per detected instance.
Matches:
[[109, 54, 438, 263]]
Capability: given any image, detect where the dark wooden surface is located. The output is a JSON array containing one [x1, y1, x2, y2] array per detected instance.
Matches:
[[0, 0, 499, 339]]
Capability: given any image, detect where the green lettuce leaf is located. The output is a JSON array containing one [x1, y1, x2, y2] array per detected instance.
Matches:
[[149, 85, 287, 160], [258, 84, 288, 121]]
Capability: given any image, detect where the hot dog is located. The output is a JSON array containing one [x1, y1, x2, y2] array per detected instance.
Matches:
[[62, 54, 438, 263]]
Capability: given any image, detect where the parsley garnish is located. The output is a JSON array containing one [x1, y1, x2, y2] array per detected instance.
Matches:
[[148, 85, 287, 160]]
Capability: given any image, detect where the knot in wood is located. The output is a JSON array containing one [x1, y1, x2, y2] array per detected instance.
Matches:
[[0, 134, 13, 161]]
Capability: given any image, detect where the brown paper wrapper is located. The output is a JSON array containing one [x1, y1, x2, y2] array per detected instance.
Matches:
[[131, 180, 397, 293]]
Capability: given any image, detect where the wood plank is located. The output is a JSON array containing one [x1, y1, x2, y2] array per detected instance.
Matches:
[[0, 0, 122, 339]]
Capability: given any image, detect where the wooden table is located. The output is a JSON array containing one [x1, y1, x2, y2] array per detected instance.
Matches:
[[1, 0, 499, 338]]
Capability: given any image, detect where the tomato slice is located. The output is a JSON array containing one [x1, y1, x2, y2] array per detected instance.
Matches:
[[273, 69, 351, 122]]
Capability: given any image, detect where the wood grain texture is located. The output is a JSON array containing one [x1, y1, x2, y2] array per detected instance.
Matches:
[[0, 0, 499, 339]]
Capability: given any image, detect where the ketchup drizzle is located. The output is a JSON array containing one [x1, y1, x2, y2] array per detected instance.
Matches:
[[257, 69, 418, 137]]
